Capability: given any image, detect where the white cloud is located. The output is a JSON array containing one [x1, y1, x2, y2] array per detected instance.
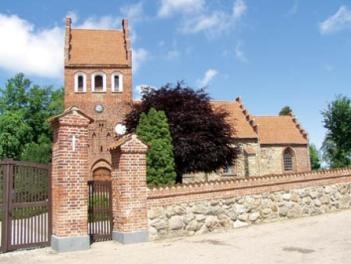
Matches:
[[197, 68, 218, 87], [120, 2, 144, 42], [133, 48, 149, 73], [0, 9, 150, 79], [234, 42, 248, 63], [158, 0, 204, 17], [0, 14, 64, 78], [233, 0, 247, 19], [135, 84, 157, 99], [320, 6, 351, 34], [165, 49, 180, 60], [120, 2, 144, 22], [66, 10, 79, 24], [77, 15, 121, 29], [181, 0, 247, 35], [182, 12, 226, 34]]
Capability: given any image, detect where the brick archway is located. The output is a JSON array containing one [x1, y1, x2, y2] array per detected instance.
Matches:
[[92, 167, 111, 181]]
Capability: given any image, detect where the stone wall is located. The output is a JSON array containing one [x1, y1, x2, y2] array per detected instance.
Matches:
[[147, 168, 351, 240], [235, 140, 260, 177], [260, 145, 310, 175], [183, 140, 260, 183]]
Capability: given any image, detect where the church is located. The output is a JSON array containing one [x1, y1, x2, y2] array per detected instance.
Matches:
[[63, 17, 311, 182]]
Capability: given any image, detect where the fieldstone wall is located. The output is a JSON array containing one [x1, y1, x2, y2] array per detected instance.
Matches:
[[260, 145, 310, 175], [148, 182, 351, 240], [235, 140, 260, 177], [182, 140, 260, 183]]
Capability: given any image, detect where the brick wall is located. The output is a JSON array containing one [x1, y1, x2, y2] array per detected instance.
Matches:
[[64, 67, 132, 179], [110, 135, 149, 235], [50, 108, 91, 237]]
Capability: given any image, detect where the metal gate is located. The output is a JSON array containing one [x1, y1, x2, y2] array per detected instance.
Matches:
[[88, 180, 112, 242], [0, 160, 51, 253]]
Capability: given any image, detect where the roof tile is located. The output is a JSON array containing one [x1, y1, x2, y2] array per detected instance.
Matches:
[[254, 116, 308, 144], [211, 100, 258, 139], [68, 29, 128, 66]]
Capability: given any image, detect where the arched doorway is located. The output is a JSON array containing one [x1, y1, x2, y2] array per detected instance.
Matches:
[[92, 167, 111, 181]]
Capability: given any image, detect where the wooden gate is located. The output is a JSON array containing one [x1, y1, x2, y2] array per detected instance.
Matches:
[[0, 160, 51, 253], [88, 180, 112, 242]]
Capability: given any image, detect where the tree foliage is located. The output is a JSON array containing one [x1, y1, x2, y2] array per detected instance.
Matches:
[[0, 73, 64, 162], [125, 82, 238, 183], [136, 108, 176, 186], [321, 95, 351, 168], [0, 111, 32, 159], [309, 144, 321, 170], [279, 106, 293, 116]]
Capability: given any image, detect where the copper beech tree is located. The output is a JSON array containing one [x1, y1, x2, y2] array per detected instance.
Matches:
[[125, 82, 238, 183]]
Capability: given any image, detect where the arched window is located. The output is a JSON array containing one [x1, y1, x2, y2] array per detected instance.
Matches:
[[111, 72, 123, 92], [91, 72, 106, 92], [74, 72, 86, 92], [283, 148, 295, 172]]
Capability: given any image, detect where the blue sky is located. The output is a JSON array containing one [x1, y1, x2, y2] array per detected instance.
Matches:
[[0, 0, 351, 149]]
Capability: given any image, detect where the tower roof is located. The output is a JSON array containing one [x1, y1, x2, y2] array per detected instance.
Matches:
[[64, 17, 131, 67]]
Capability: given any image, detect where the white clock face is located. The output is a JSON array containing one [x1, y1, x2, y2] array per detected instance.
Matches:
[[95, 104, 104, 113], [115, 124, 126, 136]]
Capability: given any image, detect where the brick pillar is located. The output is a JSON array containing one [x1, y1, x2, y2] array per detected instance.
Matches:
[[49, 107, 93, 252], [109, 134, 149, 244]]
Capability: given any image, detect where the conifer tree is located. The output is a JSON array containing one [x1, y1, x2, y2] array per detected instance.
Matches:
[[136, 107, 176, 186]]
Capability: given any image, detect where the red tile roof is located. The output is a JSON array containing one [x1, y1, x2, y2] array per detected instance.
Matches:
[[254, 116, 308, 145], [68, 29, 129, 66], [211, 100, 258, 139], [211, 98, 308, 145]]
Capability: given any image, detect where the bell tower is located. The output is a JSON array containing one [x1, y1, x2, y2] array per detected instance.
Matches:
[[63, 17, 133, 178]]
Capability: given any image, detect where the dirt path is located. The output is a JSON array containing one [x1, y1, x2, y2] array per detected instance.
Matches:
[[1, 210, 351, 264]]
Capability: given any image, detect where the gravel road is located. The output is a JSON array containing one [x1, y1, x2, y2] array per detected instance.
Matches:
[[1, 210, 351, 264]]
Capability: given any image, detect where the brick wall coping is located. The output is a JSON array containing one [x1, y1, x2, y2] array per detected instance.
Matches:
[[147, 168, 351, 201], [48, 106, 94, 124]]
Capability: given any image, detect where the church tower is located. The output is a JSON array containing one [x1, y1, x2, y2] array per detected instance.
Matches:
[[63, 17, 132, 179]]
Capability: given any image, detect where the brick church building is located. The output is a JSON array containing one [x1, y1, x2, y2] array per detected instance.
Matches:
[[63, 17, 311, 182]]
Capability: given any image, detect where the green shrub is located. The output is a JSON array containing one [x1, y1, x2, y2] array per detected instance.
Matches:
[[136, 108, 176, 186]]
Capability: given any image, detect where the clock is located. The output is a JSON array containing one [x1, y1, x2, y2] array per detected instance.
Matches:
[[95, 104, 104, 113], [115, 123, 126, 136]]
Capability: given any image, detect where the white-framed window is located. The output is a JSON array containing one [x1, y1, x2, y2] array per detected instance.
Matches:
[[111, 72, 123, 92], [283, 147, 295, 172], [91, 72, 106, 92], [74, 72, 87, 92]]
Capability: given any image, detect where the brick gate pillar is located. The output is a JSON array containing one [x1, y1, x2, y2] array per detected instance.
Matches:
[[49, 107, 93, 252], [109, 134, 149, 244]]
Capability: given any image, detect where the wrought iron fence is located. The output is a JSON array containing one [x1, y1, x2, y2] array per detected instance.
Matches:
[[88, 180, 112, 242], [0, 160, 51, 253]]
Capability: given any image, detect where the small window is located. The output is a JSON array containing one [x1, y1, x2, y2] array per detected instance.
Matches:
[[78, 76, 84, 89], [283, 148, 294, 172], [111, 73, 123, 92], [95, 75, 103, 91], [223, 165, 235, 176], [92, 72, 106, 92], [74, 72, 86, 92]]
